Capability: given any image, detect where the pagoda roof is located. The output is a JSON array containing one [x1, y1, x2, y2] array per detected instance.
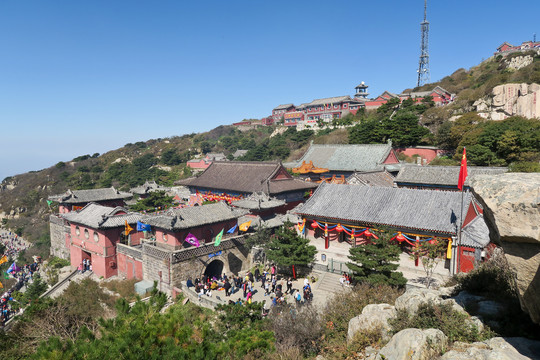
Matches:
[[288, 141, 397, 172], [306, 96, 352, 106], [177, 161, 317, 195], [273, 103, 295, 110], [142, 202, 248, 231], [49, 187, 132, 204], [61, 203, 143, 229]]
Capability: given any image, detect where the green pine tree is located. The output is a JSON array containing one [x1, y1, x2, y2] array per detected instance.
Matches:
[[265, 221, 317, 268], [347, 231, 406, 287]]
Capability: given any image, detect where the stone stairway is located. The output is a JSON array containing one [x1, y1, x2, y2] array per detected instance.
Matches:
[[311, 271, 350, 307]]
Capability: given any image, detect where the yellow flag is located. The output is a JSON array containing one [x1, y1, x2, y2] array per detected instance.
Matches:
[[125, 220, 133, 236], [0, 281, 3, 289], [0, 255, 7, 266], [239, 220, 252, 232], [446, 238, 453, 259]]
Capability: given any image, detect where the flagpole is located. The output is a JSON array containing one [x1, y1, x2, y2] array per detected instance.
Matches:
[[456, 147, 468, 275], [457, 189, 464, 274]]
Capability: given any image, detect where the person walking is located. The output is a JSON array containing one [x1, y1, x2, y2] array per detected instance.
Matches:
[[224, 279, 231, 297], [286, 277, 293, 294]]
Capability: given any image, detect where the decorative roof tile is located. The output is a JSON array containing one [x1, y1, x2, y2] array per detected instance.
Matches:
[[231, 192, 286, 210], [130, 181, 170, 195]]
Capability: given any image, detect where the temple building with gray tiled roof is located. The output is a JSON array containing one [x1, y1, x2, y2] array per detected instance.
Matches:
[[394, 165, 508, 191], [177, 161, 317, 206], [285, 140, 402, 177], [295, 182, 490, 274], [49, 187, 132, 213]]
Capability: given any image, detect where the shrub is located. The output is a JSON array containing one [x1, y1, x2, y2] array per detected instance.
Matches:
[[389, 302, 493, 343], [48, 257, 70, 269], [269, 304, 322, 356], [100, 279, 139, 301]]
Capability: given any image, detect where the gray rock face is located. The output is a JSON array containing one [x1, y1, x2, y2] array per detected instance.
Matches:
[[347, 303, 396, 343], [377, 328, 448, 360], [471, 173, 540, 324], [474, 83, 540, 120], [440, 337, 540, 360]]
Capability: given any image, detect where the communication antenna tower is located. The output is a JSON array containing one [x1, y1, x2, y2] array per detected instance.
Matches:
[[416, 0, 430, 87]]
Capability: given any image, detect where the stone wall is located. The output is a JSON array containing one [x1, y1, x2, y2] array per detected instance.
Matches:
[[49, 214, 70, 260], [141, 235, 251, 296]]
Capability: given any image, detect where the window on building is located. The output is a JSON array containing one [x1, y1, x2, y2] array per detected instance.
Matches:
[[93, 232, 99, 242], [163, 233, 168, 242], [343, 104, 348, 108], [75, 226, 80, 236], [84, 229, 89, 239]]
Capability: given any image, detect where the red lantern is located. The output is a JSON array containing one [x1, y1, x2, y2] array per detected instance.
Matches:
[[311, 221, 318, 229], [336, 224, 344, 232], [363, 229, 373, 238], [395, 232, 406, 243]]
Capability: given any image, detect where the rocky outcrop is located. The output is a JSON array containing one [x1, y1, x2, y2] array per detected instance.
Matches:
[[347, 303, 396, 343], [376, 328, 448, 360], [470, 173, 540, 324], [506, 54, 535, 70], [474, 83, 540, 120], [440, 337, 540, 360]]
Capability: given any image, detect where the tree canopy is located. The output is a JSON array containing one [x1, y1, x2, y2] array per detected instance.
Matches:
[[264, 221, 317, 268]]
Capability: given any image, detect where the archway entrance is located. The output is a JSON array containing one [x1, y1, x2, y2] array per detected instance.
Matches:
[[204, 260, 224, 280]]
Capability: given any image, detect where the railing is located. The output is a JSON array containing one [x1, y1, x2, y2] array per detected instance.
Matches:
[[314, 258, 351, 275], [117, 243, 143, 260]]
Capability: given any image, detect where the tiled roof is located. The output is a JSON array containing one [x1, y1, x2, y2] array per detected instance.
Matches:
[[142, 202, 248, 231], [460, 216, 490, 248], [130, 181, 169, 195], [169, 186, 191, 200], [231, 192, 286, 210], [273, 104, 295, 110], [295, 183, 474, 235], [395, 166, 508, 187], [288, 142, 396, 172], [49, 187, 132, 204], [61, 203, 143, 229], [177, 161, 317, 195], [263, 212, 301, 229], [307, 96, 352, 106], [346, 170, 395, 187]]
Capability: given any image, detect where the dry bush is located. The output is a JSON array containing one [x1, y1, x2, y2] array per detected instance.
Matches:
[[313, 128, 349, 144], [100, 278, 139, 301], [270, 304, 322, 357]]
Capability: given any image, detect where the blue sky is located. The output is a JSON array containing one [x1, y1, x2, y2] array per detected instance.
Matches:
[[1, 0, 538, 181]]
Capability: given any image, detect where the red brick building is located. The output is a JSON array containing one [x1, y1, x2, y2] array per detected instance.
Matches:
[[61, 203, 144, 279]]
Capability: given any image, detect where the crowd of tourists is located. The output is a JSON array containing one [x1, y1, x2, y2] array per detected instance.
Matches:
[[0, 230, 29, 260], [187, 264, 314, 310]]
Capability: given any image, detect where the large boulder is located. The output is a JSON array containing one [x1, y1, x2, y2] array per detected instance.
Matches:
[[440, 337, 540, 360], [471, 173, 540, 324], [394, 288, 441, 314], [347, 303, 396, 343], [376, 328, 447, 360]]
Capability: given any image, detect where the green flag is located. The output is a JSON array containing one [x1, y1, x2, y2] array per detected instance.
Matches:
[[3, 272, 9, 280], [214, 229, 224, 247], [46, 200, 53, 206]]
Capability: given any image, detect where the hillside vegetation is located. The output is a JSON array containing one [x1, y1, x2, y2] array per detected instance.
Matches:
[[1, 52, 540, 248]]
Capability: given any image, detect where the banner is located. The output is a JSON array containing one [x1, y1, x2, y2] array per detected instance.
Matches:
[[214, 229, 224, 247], [0, 255, 7, 266], [7, 262, 20, 274], [458, 147, 468, 191], [185, 233, 200, 247], [447, 238, 453, 259], [136, 221, 151, 232], [226, 224, 238, 234], [239, 220, 252, 232], [124, 221, 133, 236]]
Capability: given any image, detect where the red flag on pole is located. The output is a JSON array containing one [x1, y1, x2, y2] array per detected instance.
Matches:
[[458, 147, 468, 191]]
